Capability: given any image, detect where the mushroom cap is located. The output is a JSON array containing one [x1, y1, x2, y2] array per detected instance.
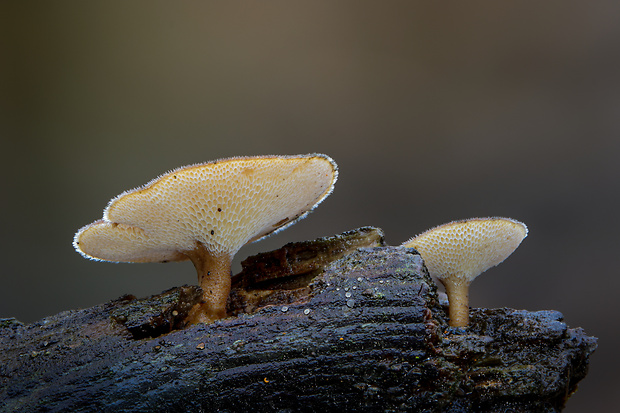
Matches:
[[74, 154, 338, 263], [402, 217, 528, 284]]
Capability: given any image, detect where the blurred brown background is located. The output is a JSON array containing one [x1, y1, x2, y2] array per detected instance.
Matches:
[[2, 2, 618, 411]]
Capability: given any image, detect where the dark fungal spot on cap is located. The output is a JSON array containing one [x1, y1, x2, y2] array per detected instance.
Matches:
[[217, 208, 222, 212], [211, 230, 215, 235]]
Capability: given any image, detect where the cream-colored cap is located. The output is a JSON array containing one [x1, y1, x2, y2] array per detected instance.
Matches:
[[74, 154, 338, 263], [403, 217, 528, 284]]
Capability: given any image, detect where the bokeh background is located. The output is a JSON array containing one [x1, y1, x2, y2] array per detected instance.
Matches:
[[2, 2, 618, 410]]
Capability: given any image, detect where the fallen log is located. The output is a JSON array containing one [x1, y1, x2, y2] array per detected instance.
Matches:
[[0, 228, 596, 412]]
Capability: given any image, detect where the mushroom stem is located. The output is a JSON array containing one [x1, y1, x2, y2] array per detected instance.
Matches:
[[185, 244, 233, 324], [442, 280, 471, 327]]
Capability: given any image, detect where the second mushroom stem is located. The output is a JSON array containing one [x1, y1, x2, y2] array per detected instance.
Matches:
[[443, 281, 470, 327], [185, 244, 233, 324]]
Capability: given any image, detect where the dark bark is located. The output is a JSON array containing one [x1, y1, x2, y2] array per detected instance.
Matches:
[[0, 228, 596, 413]]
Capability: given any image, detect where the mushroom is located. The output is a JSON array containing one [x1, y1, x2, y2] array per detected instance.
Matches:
[[74, 154, 338, 323], [402, 217, 528, 327]]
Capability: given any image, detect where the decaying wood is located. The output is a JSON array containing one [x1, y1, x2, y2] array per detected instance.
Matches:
[[0, 228, 596, 412], [228, 226, 385, 315]]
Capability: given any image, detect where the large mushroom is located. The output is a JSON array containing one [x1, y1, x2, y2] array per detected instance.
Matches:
[[402, 217, 528, 327], [74, 154, 338, 323]]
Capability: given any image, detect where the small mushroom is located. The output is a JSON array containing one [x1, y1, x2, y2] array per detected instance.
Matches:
[[402, 217, 528, 327], [74, 154, 338, 323]]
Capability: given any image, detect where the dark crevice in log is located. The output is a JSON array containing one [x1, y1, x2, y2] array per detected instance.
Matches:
[[111, 286, 202, 340]]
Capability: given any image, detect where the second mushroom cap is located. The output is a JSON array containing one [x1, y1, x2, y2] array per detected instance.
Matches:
[[406, 217, 528, 283]]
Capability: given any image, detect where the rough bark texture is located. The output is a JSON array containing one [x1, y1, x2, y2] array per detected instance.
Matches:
[[0, 228, 596, 413]]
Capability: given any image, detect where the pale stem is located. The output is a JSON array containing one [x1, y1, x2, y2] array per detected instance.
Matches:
[[184, 244, 233, 324], [442, 280, 471, 327]]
